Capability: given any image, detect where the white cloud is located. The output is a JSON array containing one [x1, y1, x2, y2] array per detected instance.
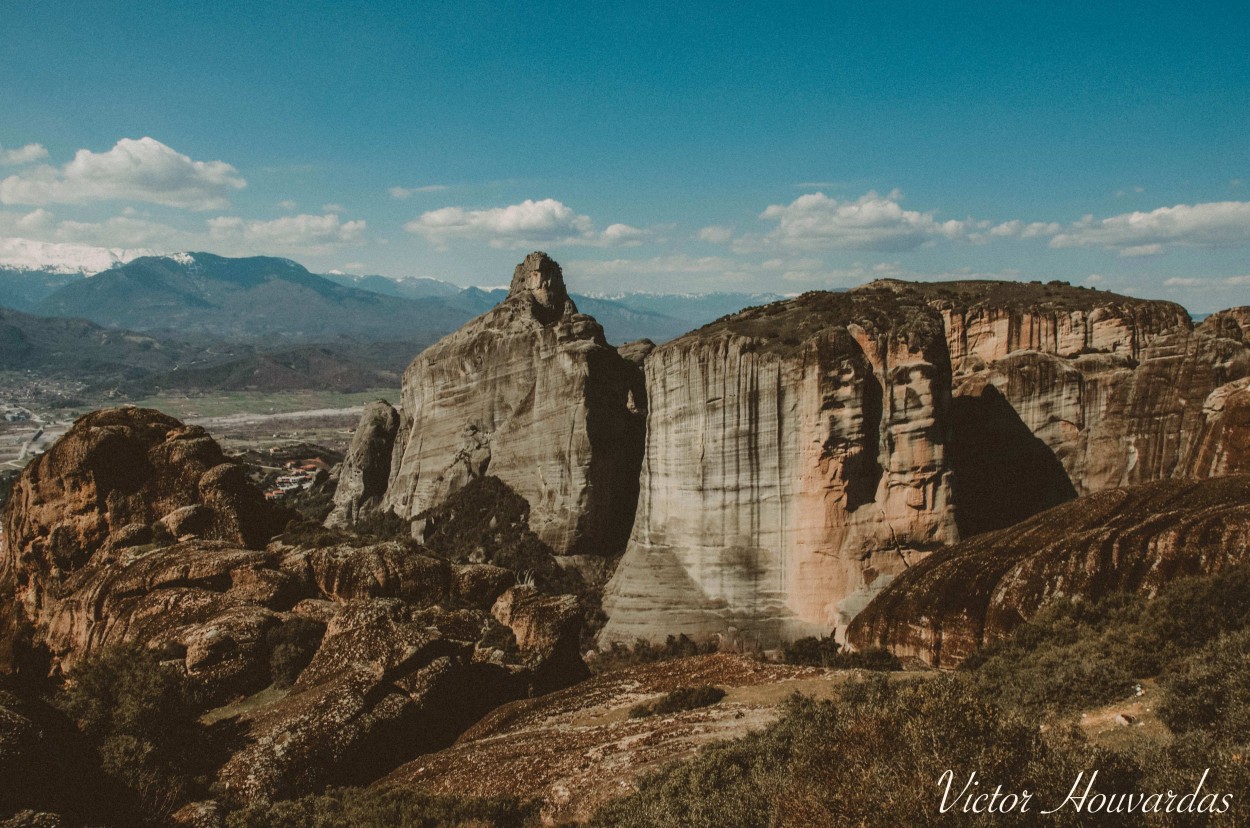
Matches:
[[697, 225, 733, 244], [277, 199, 297, 210], [987, 220, 1062, 239], [321, 202, 345, 213], [405, 198, 646, 249], [745, 191, 968, 252], [54, 216, 190, 248], [0, 208, 191, 250], [0, 137, 245, 210], [1120, 243, 1165, 258], [1224, 275, 1250, 286], [390, 184, 449, 199], [1050, 201, 1250, 252], [208, 213, 365, 249], [1164, 277, 1206, 287], [0, 143, 49, 166]]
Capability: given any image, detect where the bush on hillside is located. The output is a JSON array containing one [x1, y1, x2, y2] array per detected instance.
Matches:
[[628, 686, 726, 719]]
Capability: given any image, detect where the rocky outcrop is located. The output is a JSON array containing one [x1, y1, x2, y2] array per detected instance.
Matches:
[[601, 288, 958, 646], [324, 400, 400, 528], [861, 281, 1250, 535], [0, 408, 294, 670], [381, 252, 646, 556], [215, 599, 527, 802], [1185, 377, 1250, 477], [0, 407, 591, 806], [846, 475, 1250, 667]]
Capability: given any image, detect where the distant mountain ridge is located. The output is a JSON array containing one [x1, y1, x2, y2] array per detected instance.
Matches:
[[33, 253, 469, 344], [0, 248, 788, 346]]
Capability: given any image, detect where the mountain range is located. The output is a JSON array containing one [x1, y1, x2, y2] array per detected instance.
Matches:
[[1, 252, 782, 346]]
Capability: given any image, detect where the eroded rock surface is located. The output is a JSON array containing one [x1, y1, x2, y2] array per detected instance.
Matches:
[[602, 288, 958, 646], [846, 475, 1250, 668], [324, 400, 400, 528], [0, 408, 589, 805], [0, 407, 294, 671], [382, 252, 646, 556], [862, 280, 1250, 534]]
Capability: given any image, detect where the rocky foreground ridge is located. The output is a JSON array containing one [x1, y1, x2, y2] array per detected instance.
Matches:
[[0, 408, 588, 814]]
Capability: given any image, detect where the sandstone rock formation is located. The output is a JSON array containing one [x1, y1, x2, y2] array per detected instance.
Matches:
[[380, 252, 646, 556], [860, 280, 1250, 535], [846, 475, 1250, 667], [0, 407, 589, 806], [601, 288, 959, 646], [324, 400, 400, 528], [0, 407, 293, 671]]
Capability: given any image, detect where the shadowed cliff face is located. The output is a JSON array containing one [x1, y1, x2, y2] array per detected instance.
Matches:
[[601, 289, 959, 647], [948, 384, 1077, 536], [379, 252, 646, 557], [846, 475, 1250, 668]]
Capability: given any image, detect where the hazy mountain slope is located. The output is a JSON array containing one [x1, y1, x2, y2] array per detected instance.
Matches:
[[36, 253, 473, 342], [319, 271, 462, 300], [0, 306, 420, 394], [0, 268, 84, 312]]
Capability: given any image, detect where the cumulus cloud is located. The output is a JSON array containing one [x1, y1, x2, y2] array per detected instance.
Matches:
[[745, 191, 967, 252], [697, 225, 734, 244], [1050, 201, 1250, 252], [0, 208, 192, 249], [986, 219, 1062, 239], [390, 184, 449, 199], [0, 143, 49, 166], [208, 213, 365, 249], [0, 137, 245, 210], [405, 198, 646, 249]]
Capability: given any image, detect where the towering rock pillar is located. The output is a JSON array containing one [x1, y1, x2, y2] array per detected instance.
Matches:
[[380, 252, 645, 556], [601, 288, 958, 646]]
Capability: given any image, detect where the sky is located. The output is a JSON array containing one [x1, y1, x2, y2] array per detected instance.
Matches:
[[1, 1, 1248, 310]]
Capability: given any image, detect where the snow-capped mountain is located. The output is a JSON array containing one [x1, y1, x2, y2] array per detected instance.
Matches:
[[0, 237, 171, 276]]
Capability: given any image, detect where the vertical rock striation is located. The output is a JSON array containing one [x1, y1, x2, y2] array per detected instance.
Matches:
[[381, 252, 645, 556], [601, 289, 958, 646]]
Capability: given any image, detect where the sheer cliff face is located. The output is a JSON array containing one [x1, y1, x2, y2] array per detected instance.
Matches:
[[382, 252, 645, 556], [601, 290, 958, 646]]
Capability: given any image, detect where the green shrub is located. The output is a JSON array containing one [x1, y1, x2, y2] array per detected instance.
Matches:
[[58, 643, 208, 825], [264, 617, 326, 689], [1158, 628, 1250, 740], [966, 565, 1250, 714], [784, 636, 901, 670], [225, 785, 535, 828], [628, 686, 727, 719], [594, 677, 1142, 828], [591, 635, 719, 675]]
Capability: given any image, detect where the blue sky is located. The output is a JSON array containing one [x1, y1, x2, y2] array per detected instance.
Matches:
[[1, 1, 1248, 309]]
